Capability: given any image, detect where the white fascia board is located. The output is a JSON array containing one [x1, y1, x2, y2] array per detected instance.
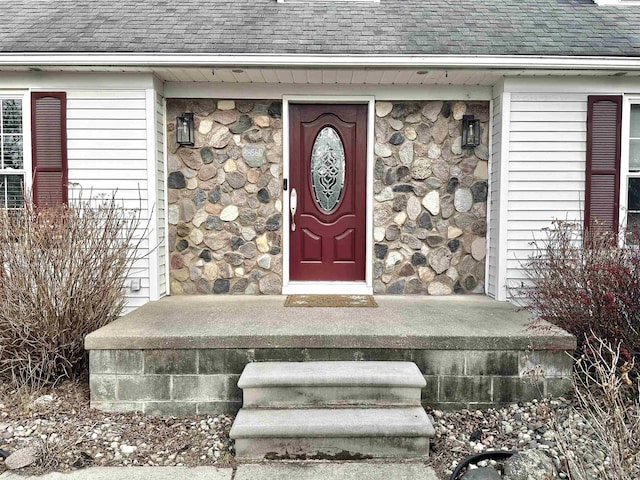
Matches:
[[503, 75, 640, 93], [0, 71, 157, 89], [3, 54, 640, 71], [164, 82, 493, 100]]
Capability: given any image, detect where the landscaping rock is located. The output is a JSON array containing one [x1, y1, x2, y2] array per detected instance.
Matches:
[[5, 447, 38, 470], [461, 468, 502, 480], [504, 450, 557, 480]]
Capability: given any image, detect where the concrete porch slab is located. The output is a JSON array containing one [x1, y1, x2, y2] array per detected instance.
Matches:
[[85, 295, 575, 351]]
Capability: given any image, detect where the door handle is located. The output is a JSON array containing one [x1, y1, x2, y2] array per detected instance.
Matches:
[[290, 188, 297, 232]]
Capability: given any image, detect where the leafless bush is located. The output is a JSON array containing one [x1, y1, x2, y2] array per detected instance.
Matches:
[[553, 336, 640, 479], [0, 194, 145, 390], [519, 220, 640, 357]]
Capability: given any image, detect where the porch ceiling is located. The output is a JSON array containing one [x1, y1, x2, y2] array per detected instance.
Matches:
[[2, 66, 639, 86]]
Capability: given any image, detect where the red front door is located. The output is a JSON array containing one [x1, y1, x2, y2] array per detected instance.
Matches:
[[289, 104, 367, 281]]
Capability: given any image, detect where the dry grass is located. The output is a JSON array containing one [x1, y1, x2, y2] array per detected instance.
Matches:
[[0, 194, 146, 390], [554, 336, 640, 479]]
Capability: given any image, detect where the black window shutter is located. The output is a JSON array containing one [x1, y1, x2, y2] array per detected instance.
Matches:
[[31, 92, 68, 207], [585, 95, 622, 232]]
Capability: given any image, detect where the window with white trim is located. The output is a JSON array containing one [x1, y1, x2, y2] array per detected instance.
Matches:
[[0, 98, 24, 209], [626, 103, 640, 233]]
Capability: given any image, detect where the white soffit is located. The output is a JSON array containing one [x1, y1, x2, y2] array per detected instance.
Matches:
[[163, 68, 505, 85]]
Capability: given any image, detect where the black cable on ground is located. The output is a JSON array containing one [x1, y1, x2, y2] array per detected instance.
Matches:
[[450, 450, 518, 480]]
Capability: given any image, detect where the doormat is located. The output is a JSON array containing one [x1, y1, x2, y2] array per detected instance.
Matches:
[[284, 294, 378, 307]]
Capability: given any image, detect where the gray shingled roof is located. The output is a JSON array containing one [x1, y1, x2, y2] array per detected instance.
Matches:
[[0, 0, 639, 57]]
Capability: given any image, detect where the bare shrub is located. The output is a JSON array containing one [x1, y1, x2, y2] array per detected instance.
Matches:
[[0, 195, 145, 389], [520, 220, 640, 356], [553, 336, 640, 479]]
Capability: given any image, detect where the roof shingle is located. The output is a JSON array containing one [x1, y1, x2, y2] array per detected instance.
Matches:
[[0, 0, 639, 57]]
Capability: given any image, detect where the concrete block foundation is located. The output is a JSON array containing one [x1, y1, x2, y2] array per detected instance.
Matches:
[[89, 345, 573, 414]]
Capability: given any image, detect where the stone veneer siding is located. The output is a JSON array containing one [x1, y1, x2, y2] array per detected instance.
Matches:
[[373, 101, 489, 295], [89, 348, 573, 415], [167, 99, 284, 295], [166, 99, 488, 295]]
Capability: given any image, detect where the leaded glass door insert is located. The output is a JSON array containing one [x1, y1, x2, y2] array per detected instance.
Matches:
[[310, 127, 345, 213]]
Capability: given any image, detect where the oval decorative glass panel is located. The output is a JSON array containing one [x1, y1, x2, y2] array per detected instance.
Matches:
[[310, 127, 345, 212]]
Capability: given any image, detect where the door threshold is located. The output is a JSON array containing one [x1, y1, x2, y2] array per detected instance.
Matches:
[[282, 282, 373, 295]]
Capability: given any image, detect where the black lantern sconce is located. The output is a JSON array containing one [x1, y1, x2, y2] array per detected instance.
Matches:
[[176, 113, 195, 146], [461, 115, 480, 148]]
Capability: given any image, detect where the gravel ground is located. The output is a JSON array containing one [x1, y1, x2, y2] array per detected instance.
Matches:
[[0, 380, 235, 476], [0, 380, 606, 479], [427, 400, 566, 478]]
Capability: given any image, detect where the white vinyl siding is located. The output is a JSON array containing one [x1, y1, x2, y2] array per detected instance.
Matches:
[[487, 92, 502, 298], [505, 93, 587, 291], [155, 92, 167, 296], [66, 90, 151, 311]]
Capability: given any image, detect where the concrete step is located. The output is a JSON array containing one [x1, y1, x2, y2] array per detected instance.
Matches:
[[238, 361, 426, 407], [230, 407, 435, 460]]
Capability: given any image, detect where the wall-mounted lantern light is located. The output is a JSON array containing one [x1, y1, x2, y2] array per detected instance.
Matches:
[[461, 115, 480, 148], [176, 113, 195, 146]]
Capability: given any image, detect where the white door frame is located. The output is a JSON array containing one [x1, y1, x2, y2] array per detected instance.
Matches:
[[281, 95, 375, 295]]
